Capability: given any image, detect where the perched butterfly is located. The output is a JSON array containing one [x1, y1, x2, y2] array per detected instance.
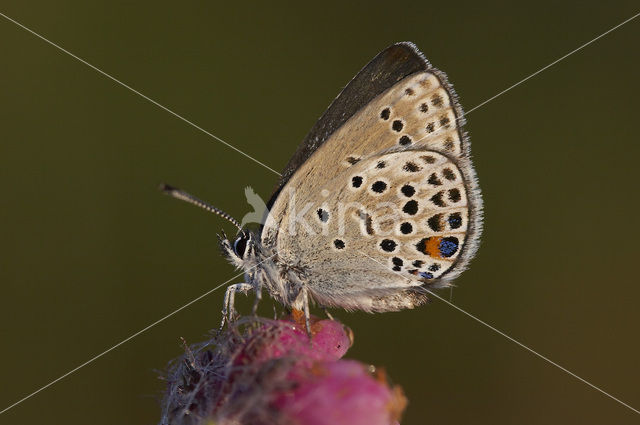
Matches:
[[162, 42, 483, 331]]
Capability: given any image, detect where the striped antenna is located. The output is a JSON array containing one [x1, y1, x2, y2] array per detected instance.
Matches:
[[159, 183, 242, 231]]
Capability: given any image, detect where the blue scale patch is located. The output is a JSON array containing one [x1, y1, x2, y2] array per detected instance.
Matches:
[[447, 213, 462, 229], [419, 271, 434, 279], [438, 237, 459, 258]]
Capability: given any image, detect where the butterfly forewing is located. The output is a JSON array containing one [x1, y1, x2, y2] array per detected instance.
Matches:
[[269, 42, 432, 204]]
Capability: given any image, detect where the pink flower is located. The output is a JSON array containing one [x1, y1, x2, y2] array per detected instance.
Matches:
[[275, 360, 404, 425], [160, 313, 406, 425], [234, 313, 352, 366]]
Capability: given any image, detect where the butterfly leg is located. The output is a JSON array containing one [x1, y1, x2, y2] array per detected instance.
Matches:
[[220, 282, 253, 329], [251, 281, 262, 315], [301, 286, 312, 336], [323, 309, 335, 321]]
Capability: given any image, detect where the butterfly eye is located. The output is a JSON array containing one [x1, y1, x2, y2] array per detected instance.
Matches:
[[233, 234, 248, 259]]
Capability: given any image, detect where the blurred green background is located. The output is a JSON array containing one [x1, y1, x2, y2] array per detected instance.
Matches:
[[1, 1, 639, 424]]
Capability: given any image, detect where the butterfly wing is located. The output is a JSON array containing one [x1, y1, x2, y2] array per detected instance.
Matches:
[[262, 43, 482, 312], [267, 42, 437, 209]]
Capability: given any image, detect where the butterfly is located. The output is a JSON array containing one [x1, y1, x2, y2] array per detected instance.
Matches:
[[162, 42, 483, 331]]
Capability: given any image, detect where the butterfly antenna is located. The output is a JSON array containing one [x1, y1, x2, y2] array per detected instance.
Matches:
[[159, 183, 242, 231]]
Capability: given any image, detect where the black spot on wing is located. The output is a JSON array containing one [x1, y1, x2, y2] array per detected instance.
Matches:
[[399, 135, 412, 146], [371, 181, 387, 193], [403, 200, 419, 215], [401, 184, 415, 197], [448, 212, 462, 229], [448, 188, 461, 203], [317, 208, 329, 223], [430, 191, 446, 207], [442, 168, 456, 180], [380, 239, 397, 252], [403, 162, 421, 172], [400, 222, 413, 234], [428, 173, 442, 186], [427, 214, 443, 232]]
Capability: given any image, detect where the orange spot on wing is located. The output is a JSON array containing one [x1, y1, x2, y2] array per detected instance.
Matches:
[[425, 237, 443, 259]]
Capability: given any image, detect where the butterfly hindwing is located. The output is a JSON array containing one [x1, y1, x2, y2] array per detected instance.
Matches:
[[340, 150, 470, 281], [262, 149, 471, 312]]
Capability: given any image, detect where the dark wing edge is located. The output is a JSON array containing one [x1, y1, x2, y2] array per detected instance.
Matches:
[[267, 42, 432, 209]]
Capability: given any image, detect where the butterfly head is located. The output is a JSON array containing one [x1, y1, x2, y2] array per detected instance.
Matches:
[[219, 229, 258, 269]]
